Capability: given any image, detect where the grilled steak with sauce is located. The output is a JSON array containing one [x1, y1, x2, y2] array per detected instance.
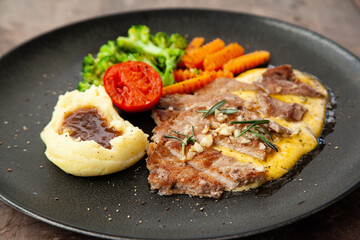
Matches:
[[148, 95, 274, 197], [146, 65, 318, 198]]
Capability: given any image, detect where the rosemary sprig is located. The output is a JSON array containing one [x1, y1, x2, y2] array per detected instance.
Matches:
[[195, 100, 238, 118], [196, 109, 239, 114], [230, 119, 278, 152], [164, 126, 196, 157], [254, 126, 273, 141], [230, 119, 270, 124], [249, 130, 278, 152], [230, 119, 269, 138]]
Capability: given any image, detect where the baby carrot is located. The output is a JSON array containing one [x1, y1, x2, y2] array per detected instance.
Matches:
[[163, 73, 217, 95], [186, 37, 205, 53], [177, 37, 206, 68], [174, 69, 234, 82], [223, 50, 270, 75], [181, 38, 225, 69], [174, 69, 198, 82], [203, 43, 245, 71]]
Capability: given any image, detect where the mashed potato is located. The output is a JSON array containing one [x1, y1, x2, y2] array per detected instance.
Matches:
[[41, 85, 149, 176]]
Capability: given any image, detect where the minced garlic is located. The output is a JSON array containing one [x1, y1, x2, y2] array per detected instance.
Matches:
[[200, 134, 213, 148]]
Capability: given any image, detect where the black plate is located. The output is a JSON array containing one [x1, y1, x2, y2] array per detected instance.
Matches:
[[1, 9, 360, 240]]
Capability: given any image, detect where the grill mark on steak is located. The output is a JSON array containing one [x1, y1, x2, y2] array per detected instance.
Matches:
[[151, 102, 288, 160], [147, 139, 226, 198], [147, 137, 266, 198], [156, 92, 249, 111], [190, 78, 310, 122], [188, 149, 266, 190]]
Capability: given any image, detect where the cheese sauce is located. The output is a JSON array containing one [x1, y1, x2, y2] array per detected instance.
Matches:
[[218, 68, 331, 189]]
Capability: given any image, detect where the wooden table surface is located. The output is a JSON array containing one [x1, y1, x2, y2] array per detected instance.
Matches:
[[1, 0, 359, 239]]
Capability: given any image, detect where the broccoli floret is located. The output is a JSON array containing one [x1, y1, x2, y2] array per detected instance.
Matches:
[[128, 25, 151, 43], [97, 41, 117, 59], [78, 25, 187, 90], [79, 41, 125, 91], [117, 25, 187, 86], [151, 32, 171, 49], [79, 54, 96, 91], [169, 33, 188, 49]]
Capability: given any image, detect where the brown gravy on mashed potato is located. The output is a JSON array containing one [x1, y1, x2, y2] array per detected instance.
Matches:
[[41, 85, 149, 177], [60, 107, 122, 149]]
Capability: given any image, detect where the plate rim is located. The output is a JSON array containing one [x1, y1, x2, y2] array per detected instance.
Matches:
[[1, 7, 360, 62]]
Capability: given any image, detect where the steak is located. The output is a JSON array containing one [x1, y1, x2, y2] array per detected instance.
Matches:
[[258, 65, 325, 97], [146, 65, 320, 198], [147, 138, 265, 198], [148, 95, 278, 198], [256, 93, 308, 121]]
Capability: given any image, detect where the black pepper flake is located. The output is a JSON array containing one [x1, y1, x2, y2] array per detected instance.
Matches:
[[140, 201, 147, 205], [157, 218, 161, 222]]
